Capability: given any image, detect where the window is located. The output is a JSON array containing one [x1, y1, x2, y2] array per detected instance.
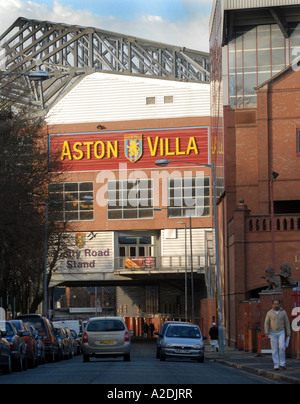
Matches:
[[48, 182, 94, 221], [146, 97, 156, 105], [87, 319, 125, 332], [168, 177, 210, 218], [227, 24, 300, 108], [164, 96, 173, 104], [118, 233, 156, 258], [107, 179, 153, 220]]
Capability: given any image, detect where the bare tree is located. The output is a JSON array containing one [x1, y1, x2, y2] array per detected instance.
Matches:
[[0, 80, 70, 314]]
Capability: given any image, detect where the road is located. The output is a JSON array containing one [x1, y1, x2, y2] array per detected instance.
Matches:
[[0, 340, 285, 387]]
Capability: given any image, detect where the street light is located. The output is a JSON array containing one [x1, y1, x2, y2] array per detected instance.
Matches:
[[0, 70, 51, 109], [177, 221, 188, 322], [0, 70, 50, 80], [154, 206, 193, 321], [155, 158, 224, 355]]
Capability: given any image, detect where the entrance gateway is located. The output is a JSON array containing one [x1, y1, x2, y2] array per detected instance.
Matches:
[[49, 228, 213, 332]]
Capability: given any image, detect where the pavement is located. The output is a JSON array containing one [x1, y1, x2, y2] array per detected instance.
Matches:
[[205, 345, 300, 384]]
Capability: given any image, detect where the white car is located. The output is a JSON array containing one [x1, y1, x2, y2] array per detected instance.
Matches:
[[160, 323, 205, 362], [82, 317, 132, 362]]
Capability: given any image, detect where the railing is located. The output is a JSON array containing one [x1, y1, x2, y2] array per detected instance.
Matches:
[[246, 214, 300, 233], [114, 256, 206, 272]]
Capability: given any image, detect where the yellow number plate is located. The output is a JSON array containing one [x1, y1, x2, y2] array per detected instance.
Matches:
[[98, 341, 114, 345]]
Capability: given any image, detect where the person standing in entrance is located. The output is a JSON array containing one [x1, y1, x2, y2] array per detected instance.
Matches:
[[264, 299, 291, 370], [143, 322, 149, 338]]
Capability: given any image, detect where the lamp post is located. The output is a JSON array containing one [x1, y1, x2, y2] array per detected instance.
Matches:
[[43, 201, 49, 317], [178, 215, 195, 323], [155, 158, 224, 355], [177, 221, 188, 322]]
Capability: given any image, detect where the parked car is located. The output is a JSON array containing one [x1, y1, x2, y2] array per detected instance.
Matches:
[[70, 328, 82, 355], [4, 321, 27, 371], [16, 314, 59, 362], [154, 321, 189, 359], [11, 319, 38, 368], [54, 326, 73, 360], [64, 327, 75, 358], [159, 323, 206, 363], [52, 320, 81, 335], [27, 324, 46, 365], [82, 317, 132, 362], [0, 327, 12, 374]]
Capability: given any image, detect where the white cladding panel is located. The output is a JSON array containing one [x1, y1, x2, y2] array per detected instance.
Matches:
[[53, 231, 114, 274], [46, 73, 210, 125], [161, 228, 210, 269]]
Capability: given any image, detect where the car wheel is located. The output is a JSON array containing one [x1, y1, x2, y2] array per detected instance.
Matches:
[[156, 348, 161, 359], [198, 355, 204, 363], [48, 350, 55, 363], [14, 351, 24, 372], [83, 354, 90, 362], [4, 354, 12, 374], [124, 353, 130, 362], [23, 356, 28, 370], [160, 353, 166, 361]]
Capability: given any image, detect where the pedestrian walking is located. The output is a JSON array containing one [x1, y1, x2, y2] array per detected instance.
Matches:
[[264, 298, 291, 370], [209, 323, 219, 352], [143, 322, 149, 338]]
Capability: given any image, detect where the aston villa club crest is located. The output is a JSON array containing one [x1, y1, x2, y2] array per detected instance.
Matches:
[[75, 233, 86, 249], [124, 134, 143, 163]]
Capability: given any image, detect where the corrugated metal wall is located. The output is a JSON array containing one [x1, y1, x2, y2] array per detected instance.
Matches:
[[224, 0, 300, 9], [161, 228, 211, 270], [46, 72, 210, 125]]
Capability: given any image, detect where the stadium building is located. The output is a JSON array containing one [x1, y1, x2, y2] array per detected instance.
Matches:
[[0, 18, 215, 336]]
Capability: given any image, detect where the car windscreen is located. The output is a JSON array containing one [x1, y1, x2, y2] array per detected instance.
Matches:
[[5, 322, 15, 337], [20, 318, 47, 336], [87, 320, 125, 332], [165, 325, 201, 339]]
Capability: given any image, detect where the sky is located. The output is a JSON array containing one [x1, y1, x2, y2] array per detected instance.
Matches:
[[0, 0, 212, 51]]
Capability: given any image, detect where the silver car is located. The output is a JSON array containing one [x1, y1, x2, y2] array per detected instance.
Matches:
[[160, 323, 205, 362], [82, 317, 131, 362]]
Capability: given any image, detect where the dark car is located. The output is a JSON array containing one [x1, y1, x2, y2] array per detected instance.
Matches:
[[0, 328, 12, 374], [11, 319, 38, 368], [5, 321, 27, 371], [27, 324, 46, 365], [54, 326, 73, 360], [16, 314, 59, 362], [70, 328, 82, 355], [155, 321, 189, 359]]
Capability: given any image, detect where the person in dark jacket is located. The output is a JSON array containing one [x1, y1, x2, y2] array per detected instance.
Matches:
[[209, 323, 219, 352]]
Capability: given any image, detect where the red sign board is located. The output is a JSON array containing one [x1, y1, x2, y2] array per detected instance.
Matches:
[[49, 127, 209, 172]]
